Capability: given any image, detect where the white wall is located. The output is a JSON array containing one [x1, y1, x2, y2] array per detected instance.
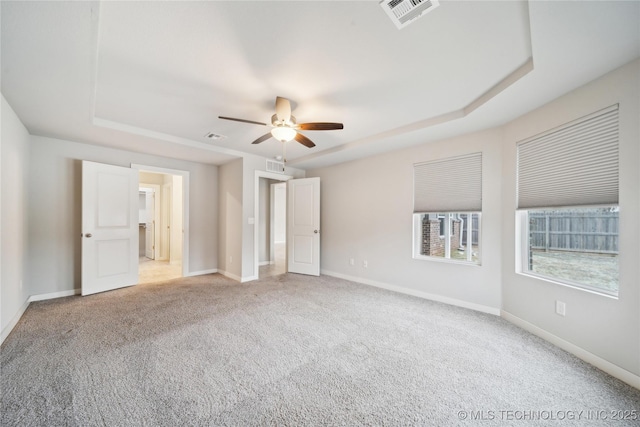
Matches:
[[501, 59, 640, 376], [27, 135, 219, 295], [308, 59, 640, 380], [307, 127, 503, 313], [217, 158, 243, 280], [1, 94, 31, 338], [139, 171, 165, 185]]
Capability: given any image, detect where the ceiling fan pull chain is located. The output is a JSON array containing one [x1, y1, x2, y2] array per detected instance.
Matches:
[[282, 141, 287, 166]]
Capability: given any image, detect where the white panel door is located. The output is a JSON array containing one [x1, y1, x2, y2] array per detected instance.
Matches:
[[287, 177, 320, 276], [144, 190, 155, 259], [82, 161, 139, 296]]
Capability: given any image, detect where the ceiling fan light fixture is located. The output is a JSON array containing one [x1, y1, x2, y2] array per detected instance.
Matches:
[[271, 126, 297, 142]]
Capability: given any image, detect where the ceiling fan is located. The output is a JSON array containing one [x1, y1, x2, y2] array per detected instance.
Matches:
[[218, 96, 343, 148]]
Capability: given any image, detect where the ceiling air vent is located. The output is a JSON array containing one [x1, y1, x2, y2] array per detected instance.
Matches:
[[204, 132, 226, 141], [266, 159, 285, 174], [380, 0, 440, 30]]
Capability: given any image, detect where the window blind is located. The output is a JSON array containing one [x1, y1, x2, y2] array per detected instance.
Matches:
[[413, 152, 482, 213], [517, 105, 619, 209]]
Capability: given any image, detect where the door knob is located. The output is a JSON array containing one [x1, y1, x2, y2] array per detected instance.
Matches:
[[85, 233, 92, 238], [314, 230, 319, 234]]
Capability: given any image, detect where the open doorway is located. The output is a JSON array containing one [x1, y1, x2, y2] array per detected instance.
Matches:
[[255, 171, 292, 279], [138, 170, 184, 284], [258, 180, 287, 278]]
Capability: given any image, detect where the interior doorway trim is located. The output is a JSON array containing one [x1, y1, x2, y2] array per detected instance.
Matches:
[[253, 170, 293, 281], [131, 164, 190, 277]]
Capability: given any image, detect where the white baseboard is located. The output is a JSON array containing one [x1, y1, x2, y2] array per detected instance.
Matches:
[[259, 261, 274, 266], [502, 310, 640, 390], [321, 269, 500, 316], [218, 269, 242, 282], [0, 297, 30, 345], [1, 288, 80, 345], [29, 289, 79, 302], [186, 268, 218, 277], [216, 271, 258, 283]]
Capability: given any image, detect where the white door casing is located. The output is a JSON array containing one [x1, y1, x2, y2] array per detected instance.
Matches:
[[82, 161, 139, 296], [287, 177, 320, 276]]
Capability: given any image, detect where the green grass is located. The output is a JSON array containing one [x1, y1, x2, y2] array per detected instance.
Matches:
[[530, 250, 618, 293], [450, 246, 479, 263]]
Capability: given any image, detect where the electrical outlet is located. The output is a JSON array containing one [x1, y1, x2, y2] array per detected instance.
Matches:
[[556, 300, 566, 316], [363, 260, 368, 268], [229, 256, 233, 264], [349, 258, 355, 266]]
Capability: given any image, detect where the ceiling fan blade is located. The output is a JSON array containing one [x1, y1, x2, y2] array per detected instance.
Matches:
[[218, 116, 268, 126], [294, 132, 316, 148], [297, 122, 344, 131], [251, 133, 273, 145], [275, 97, 291, 122]]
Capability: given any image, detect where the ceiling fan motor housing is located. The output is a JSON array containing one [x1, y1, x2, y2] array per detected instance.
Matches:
[[271, 114, 296, 127]]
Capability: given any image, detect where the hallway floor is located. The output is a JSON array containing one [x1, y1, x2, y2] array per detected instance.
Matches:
[[259, 242, 286, 278], [139, 257, 182, 284]]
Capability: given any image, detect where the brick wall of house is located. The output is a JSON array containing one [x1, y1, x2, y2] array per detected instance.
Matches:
[[421, 218, 443, 256], [421, 215, 461, 256], [451, 219, 461, 251]]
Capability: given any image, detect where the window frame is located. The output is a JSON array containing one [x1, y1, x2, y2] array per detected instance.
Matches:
[[516, 208, 619, 298]]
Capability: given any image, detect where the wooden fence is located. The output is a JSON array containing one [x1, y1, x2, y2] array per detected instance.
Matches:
[[529, 210, 618, 254]]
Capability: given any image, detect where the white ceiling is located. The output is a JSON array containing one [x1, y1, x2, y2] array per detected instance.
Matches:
[[2, 1, 639, 170]]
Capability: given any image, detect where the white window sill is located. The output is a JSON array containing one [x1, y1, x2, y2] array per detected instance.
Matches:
[[516, 271, 618, 299], [413, 254, 481, 267]]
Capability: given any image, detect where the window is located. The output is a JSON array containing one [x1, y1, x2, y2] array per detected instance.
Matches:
[[517, 105, 619, 296], [414, 212, 481, 264], [522, 208, 618, 295], [413, 153, 482, 265]]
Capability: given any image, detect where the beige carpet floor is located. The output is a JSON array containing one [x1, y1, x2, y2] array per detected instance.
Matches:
[[2, 273, 640, 426]]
